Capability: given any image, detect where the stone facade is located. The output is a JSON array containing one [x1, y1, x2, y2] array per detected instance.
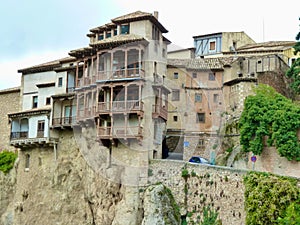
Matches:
[[0, 87, 20, 151], [148, 160, 247, 225]]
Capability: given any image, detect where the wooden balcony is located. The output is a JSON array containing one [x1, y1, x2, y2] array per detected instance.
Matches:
[[152, 104, 168, 121], [77, 107, 97, 121], [77, 69, 144, 88], [98, 68, 145, 81], [97, 100, 143, 114], [11, 131, 28, 139], [97, 126, 142, 139], [10, 131, 57, 148], [52, 116, 76, 128]]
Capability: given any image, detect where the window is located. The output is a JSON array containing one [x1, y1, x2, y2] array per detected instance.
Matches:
[[106, 31, 111, 38], [196, 113, 205, 123], [213, 94, 219, 103], [98, 34, 104, 40], [46, 97, 51, 105], [209, 73, 215, 81], [25, 154, 30, 170], [209, 41, 216, 51], [32, 96, 38, 108], [162, 48, 166, 58], [173, 72, 179, 79], [195, 93, 202, 102], [173, 116, 178, 122], [198, 139, 204, 146], [58, 77, 63, 87], [121, 24, 129, 34], [192, 72, 197, 78], [37, 120, 45, 137], [172, 89, 180, 101], [114, 28, 118, 36]]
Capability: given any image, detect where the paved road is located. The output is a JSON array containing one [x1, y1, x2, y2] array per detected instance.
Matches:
[[166, 152, 183, 160]]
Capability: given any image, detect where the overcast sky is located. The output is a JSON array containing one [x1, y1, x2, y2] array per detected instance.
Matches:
[[0, 0, 299, 90]]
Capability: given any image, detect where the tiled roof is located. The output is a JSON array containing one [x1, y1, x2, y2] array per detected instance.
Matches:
[[112, 11, 168, 33], [8, 107, 51, 118], [112, 11, 153, 22], [168, 57, 241, 69], [0, 86, 20, 94], [18, 57, 75, 74], [69, 47, 96, 57], [167, 59, 190, 67], [187, 58, 223, 70], [90, 34, 146, 48], [90, 23, 117, 33], [237, 41, 296, 52]]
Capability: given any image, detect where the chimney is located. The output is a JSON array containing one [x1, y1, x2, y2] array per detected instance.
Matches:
[[153, 11, 159, 19]]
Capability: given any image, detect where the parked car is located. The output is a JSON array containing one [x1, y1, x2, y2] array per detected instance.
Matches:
[[188, 156, 210, 165]]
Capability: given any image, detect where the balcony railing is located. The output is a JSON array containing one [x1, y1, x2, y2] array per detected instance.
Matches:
[[77, 69, 145, 88], [52, 116, 76, 127], [67, 87, 75, 93], [10, 131, 28, 139], [97, 126, 142, 139], [152, 104, 168, 121], [77, 107, 96, 121], [97, 100, 143, 114]]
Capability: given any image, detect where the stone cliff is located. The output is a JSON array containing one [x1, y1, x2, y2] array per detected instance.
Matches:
[[0, 131, 180, 225]]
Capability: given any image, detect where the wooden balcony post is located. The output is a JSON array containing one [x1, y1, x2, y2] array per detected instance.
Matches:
[[110, 85, 113, 112], [125, 49, 128, 77], [139, 84, 142, 110], [124, 114, 128, 136], [125, 84, 128, 110], [76, 61, 79, 87], [138, 48, 142, 74]]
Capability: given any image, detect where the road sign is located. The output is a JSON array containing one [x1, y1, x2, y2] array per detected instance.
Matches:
[[251, 155, 257, 163]]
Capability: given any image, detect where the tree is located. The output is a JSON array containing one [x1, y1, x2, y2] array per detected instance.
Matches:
[[286, 17, 300, 94], [239, 84, 300, 161]]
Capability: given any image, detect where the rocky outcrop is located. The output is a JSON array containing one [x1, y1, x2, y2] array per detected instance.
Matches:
[[0, 164, 16, 225], [142, 183, 181, 225]]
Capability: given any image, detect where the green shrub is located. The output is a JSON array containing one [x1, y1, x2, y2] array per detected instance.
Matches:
[[0, 151, 17, 174], [239, 84, 300, 161], [244, 172, 300, 225], [200, 206, 221, 225]]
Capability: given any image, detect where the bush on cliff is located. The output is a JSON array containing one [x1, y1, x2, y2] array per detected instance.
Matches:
[[0, 150, 17, 174]]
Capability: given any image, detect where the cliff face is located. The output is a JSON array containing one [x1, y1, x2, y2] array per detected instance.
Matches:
[[0, 131, 179, 225]]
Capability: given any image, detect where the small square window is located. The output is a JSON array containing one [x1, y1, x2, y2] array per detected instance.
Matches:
[[195, 93, 202, 102], [173, 72, 179, 79], [209, 73, 215, 81], [172, 89, 180, 101], [209, 41, 216, 51], [98, 34, 104, 40], [58, 77, 63, 87], [121, 24, 130, 34], [196, 113, 205, 123], [46, 97, 51, 105], [114, 28, 118, 36], [106, 32, 111, 38], [173, 116, 178, 122], [192, 73, 197, 78]]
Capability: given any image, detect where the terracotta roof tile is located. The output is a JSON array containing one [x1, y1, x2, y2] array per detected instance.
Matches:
[[90, 34, 146, 48], [18, 57, 75, 73], [237, 41, 296, 52], [111, 11, 153, 22]]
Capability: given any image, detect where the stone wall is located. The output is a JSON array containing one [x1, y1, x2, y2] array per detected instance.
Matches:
[[0, 87, 20, 152], [148, 160, 247, 225]]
